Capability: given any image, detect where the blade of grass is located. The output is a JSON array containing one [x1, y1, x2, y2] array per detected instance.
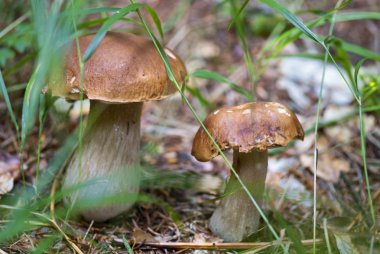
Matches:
[[229, 0, 257, 101], [270, 104, 380, 155], [190, 69, 253, 101], [30, 234, 60, 254], [260, 0, 322, 44], [258, 11, 380, 74], [227, 0, 249, 31], [0, 13, 29, 39], [82, 3, 144, 61], [186, 85, 213, 108], [2, 83, 27, 93], [354, 59, 376, 225], [36, 94, 47, 186], [21, 0, 71, 180], [310, 1, 342, 251], [123, 236, 134, 254], [130, 0, 284, 248], [338, 39, 380, 62], [272, 209, 306, 253], [64, 0, 88, 221], [78, 17, 141, 30], [259, 0, 361, 104], [0, 70, 20, 140], [3, 51, 37, 77], [83, 3, 163, 62], [323, 218, 333, 254]]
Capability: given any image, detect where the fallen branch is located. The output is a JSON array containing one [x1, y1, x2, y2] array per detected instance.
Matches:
[[130, 239, 323, 250]]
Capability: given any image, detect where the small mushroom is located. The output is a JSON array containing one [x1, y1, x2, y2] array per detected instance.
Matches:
[[192, 102, 304, 242], [50, 32, 187, 221]]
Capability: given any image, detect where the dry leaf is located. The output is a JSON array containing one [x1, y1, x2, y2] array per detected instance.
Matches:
[[323, 106, 377, 143], [301, 153, 350, 183], [298, 135, 349, 182], [0, 155, 20, 195], [132, 228, 158, 243]]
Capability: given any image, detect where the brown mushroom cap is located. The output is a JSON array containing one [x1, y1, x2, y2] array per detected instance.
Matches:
[[192, 102, 304, 162], [50, 32, 187, 103]]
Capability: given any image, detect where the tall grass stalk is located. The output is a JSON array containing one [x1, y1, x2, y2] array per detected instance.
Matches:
[[35, 94, 50, 187], [0, 70, 20, 140], [354, 60, 376, 226], [229, 0, 257, 101], [70, 0, 86, 201], [0, 13, 29, 39], [258, 9, 380, 75], [359, 97, 376, 224], [312, 1, 343, 251]]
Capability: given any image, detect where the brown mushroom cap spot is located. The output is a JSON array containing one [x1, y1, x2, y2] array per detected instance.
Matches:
[[191, 102, 304, 162], [50, 32, 187, 103]]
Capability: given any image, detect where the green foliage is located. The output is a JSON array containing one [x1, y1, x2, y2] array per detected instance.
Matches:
[[0, 48, 15, 67], [0, 70, 19, 139], [361, 72, 380, 114], [190, 69, 253, 101]]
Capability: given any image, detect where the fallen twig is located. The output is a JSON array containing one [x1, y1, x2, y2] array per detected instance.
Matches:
[[129, 239, 323, 250]]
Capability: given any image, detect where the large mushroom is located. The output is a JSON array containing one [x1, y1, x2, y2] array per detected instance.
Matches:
[[50, 32, 187, 221], [192, 102, 304, 242]]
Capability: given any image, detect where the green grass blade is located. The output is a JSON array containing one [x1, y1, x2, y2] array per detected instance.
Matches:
[[354, 59, 367, 92], [123, 236, 134, 254], [260, 0, 322, 43], [31, 234, 59, 254], [272, 209, 306, 253], [0, 70, 19, 139], [260, 11, 380, 65], [339, 39, 380, 62], [328, 37, 356, 90], [358, 99, 375, 225], [190, 69, 253, 100], [36, 93, 56, 186], [78, 17, 141, 30], [61, 7, 121, 17], [259, 1, 360, 103], [227, 0, 249, 30], [142, 5, 164, 39], [82, 3, 145, 61], [229, 0, 257, 100], [335, 11, 380, 22], [354, 59, 376, 225], [0, 13, 29, 39], [83, 3, 163, 62], [186, 85, 213, 108], [21, 70, 37, 146]]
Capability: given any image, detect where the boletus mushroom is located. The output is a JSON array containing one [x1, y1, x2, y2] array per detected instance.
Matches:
[[50, 32, 187, 221], [192, 102, 304, 242]]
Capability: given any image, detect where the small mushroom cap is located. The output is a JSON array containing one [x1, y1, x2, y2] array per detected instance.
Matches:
[[50, 32, 187, 103], [191, 102, 304, 162]]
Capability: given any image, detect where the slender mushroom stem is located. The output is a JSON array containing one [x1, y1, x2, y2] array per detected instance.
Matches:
[[209, 149, 268, 242], [63, 101, 143, 221]]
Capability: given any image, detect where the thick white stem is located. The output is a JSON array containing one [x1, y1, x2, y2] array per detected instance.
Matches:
[[63, 102, 142, 221], [209, 150, 268, 242]]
